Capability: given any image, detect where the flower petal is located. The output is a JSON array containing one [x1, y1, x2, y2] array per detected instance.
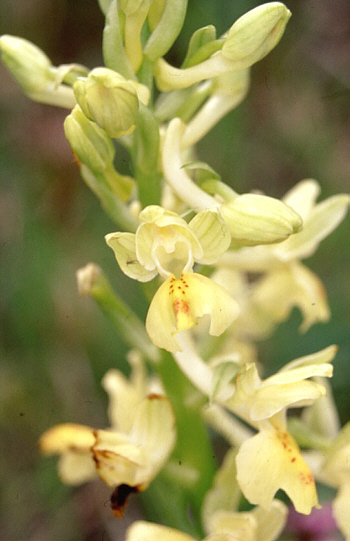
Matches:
[[102, 356, 147, 432], [146, 273, 239, 352], [252, 262, 330, 332], [105, 231, 157, 282], [332, 482, 350, 541], [236, 422, 318, 514], [252, 500, 288, 541], [276, 193, 349, 261], [93, 395, 175, 488], [57, 451, 97, 485], [126, 521, 196, 541], [282, 179, 321, 220], [189, 209, 231, 264], [39, 423, 97, 485], [39, 423, 95, 454]]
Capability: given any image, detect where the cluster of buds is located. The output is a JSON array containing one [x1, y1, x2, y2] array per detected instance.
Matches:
[[2, 1, 349, 540]]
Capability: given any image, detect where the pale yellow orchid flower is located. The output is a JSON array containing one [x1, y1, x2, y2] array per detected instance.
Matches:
[[218, 180, 349, 331], [39, 356, 175, 515], [125, 500, 286, 541], [222, 346, 336, 514], [106, 205, 239, 351]]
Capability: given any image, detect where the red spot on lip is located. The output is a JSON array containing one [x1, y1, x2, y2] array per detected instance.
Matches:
[[291, 457, 296, 463]]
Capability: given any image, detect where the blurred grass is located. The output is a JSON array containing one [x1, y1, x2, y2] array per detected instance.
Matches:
[[0, 1, 349, 540]]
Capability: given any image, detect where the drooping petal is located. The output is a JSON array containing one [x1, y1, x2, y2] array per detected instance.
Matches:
[[39, 423, 97, 485], [102, 354, 147, 432], [146, 273, 239, 352], [57, 450, 97, 485], [252, 262, 330, 332], [236, 421, 318, 514], [105, 231, 157, 281], [126, 521, 196, 541], [40, 423, 95, 454], [282, 179, 321, 220], [276, 193, 349, 261]]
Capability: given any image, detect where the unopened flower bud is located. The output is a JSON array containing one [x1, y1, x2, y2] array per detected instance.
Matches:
[[222, 2, 291, 67], [64, 106, 115, 173], [73, 67, 140, 138], [221, 193, 303, 246], [0, 35, 55, 94]]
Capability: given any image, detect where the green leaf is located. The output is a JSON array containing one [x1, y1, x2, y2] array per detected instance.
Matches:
[[182, 25, 224, 68], [181, 160, 221, 184]]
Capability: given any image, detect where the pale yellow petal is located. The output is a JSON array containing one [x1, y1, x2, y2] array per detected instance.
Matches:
[[280, 344, 338, 372], [130, 394, 176, 476], [282, 179, 320, 220], [322, 423, 350, 486], [207, 511, 256, 541], [252, 262, 330, 332], [146, 278, 181, 352], [105, 231, 157, 281], [39, 423, 95, 454], [93, 396, 175, 488], [102, 361, 147, 432], [236, 423, 318, 514], [126, 521, 196, 541], [189, 210, 231, 264], [251, 380, 326, 421], [253, 500, 288, 541], [93, 429, 145, 487], [58, 451, 97, 485], [333, 482, 350, 541], [276, 193, 349, 261], [227, 355, 332, 422]]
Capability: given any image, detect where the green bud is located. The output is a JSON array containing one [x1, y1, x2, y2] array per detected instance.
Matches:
[[221, 2, 291, 65], [64, 105, 115, 173], [0, 35, 55, 94], [222, 2, 291, 66], [220, 193, 303, 246], [73, 67, 139, 138]]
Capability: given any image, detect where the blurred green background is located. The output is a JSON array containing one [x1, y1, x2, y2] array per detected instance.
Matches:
[[0, 1, 349, 540]]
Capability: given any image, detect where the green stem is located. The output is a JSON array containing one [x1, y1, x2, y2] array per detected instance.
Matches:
[[156, 351, 216, 526], [80, 165, 138, 232], [133, 103, 161, 206], [79, 263, 160, 363]]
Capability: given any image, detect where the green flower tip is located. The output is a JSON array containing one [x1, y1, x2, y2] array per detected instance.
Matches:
[[222, 2, 291, 66], [73, 67, 140, 138], [0, 34, 54, 93], [64, 105, 115, 173]]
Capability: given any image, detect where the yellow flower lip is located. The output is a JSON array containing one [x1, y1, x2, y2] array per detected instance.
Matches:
[[146, 272, 239, 352]]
